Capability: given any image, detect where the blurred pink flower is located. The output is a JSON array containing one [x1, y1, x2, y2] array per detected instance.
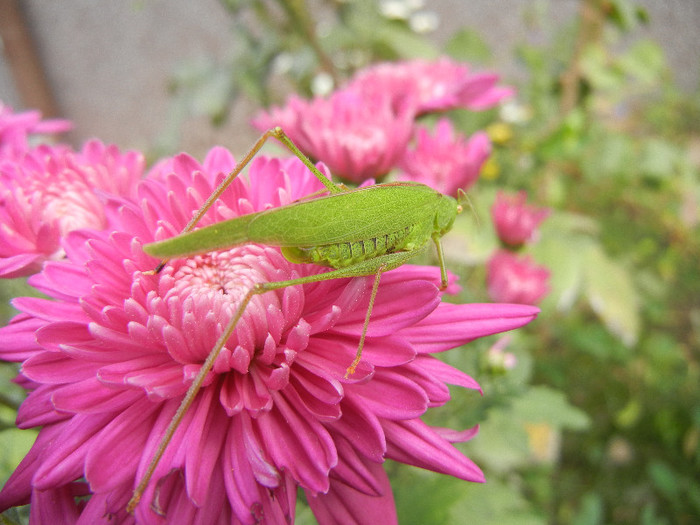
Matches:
[[485, 335, 517, 373], [398, 118, 491, 196], [348, 58, 514, 115], [0, 140, 144, 277], [0, 102, 71, 157], [0, 149, 538, 523], [487, 250, 550, 305], [252, 88, 415, 182], [492, 191, 550, 247]]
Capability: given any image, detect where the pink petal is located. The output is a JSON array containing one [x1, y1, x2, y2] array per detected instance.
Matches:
[[184, 385, 229, 506], [51, 378, 142, 413], [415, 355, 481, 392], [34, 413, 116, 489], [384, 418, 484, 482], [348, 368, 429, 419], [327, 396, 386, 462], [402, 302, 539, 353], [23, 351, 99, 384], [31, 484, 82, 524], [85, 398, 159, 492], [0, 425, 62, 510], [13, 297, 87, 323], [256, 391, 337, 493], [333, 278, 440, 338], [0, 314, 45, 361], [0, 252, 44, 278], [307, 458, 397, 525], [17, 385, 69, 428]]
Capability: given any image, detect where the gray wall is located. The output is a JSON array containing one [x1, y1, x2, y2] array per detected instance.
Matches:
[[1, 0, 698, 158]]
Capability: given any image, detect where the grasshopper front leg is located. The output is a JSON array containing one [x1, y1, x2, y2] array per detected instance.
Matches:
[[185, 127, 343, 236], [152, 127, 344, 273]]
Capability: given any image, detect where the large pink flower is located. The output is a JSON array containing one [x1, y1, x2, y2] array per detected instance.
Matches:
[[252, 88, 415, 183], [0, 149, 538, 523], [347, 58, 514, 115], [398, 118, 491, 196], [0, 140, 144, 277], [0, 101, 71, 158]]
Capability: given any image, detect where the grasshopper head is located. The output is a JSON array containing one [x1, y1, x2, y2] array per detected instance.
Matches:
[[435, 193, 461, 236]]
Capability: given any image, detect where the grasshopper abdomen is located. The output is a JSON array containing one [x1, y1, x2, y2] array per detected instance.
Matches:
[[281, 223, 430, 268]]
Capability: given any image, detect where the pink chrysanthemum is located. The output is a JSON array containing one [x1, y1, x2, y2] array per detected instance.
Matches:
[[487, 250, 551, 305], [492, 190, 551, 247], [0, 149, 538, 523], [0, 140, 144, 277], [398, 118, 491, 196], [0, 101, 71, 158], [252, 88, 415, 182], [347, 58, 514, 115]]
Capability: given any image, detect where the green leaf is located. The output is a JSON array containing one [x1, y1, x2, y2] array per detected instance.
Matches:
[[0, 428, 37, 488], [571, 492, 604, 525], [532, 216, 599, 312], [375, 23, 440, 59], [393, 465, 544, 525], [468, 408, 532, 472], [581, 131, 635, 182], [393, 468, 475, 525], [582, 245, 640, 346], [444, 29, 492, 63], [648, 461, 681, 501], [446, 479, 545, 525], [618, 40, 666, 85], [511, 386, 590, 430], [607, 0, 646, 30], [532, 232, 587, 311], [580, 44, 623, 91], [639, 138, 681, 180]]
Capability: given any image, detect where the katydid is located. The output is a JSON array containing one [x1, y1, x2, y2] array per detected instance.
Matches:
[[127, 127, 463, 513]]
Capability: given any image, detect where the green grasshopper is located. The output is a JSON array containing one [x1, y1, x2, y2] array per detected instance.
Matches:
[[127, 127, 464, 512]]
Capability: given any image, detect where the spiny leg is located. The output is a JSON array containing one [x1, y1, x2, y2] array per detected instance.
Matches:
[[183, 128, 342, 236], [152, 127, 344, 273], [432, 234, 450, 290], [127, 286, 259, 513]]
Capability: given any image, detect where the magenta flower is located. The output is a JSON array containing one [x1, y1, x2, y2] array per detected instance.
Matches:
[[398, 118, 491, 196], [486, 250, 550, 305], [492, 191, 550, 247], [0, 140, 144, 278], [0, 101, 71, 157], [0, 148, 538, 523], [252, 88, 415, 182], [348, 58, 514, 115]]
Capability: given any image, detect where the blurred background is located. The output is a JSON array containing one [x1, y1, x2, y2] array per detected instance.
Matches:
[[1, 1, 699, 524], [1, 1, 698, 156]]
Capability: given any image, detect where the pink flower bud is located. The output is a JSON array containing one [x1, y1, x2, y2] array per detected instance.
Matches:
[[398, 118, 491, 196], [492, 191, 550, 247]]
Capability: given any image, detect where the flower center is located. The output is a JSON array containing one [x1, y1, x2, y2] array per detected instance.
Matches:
[[29, 173, 105, 235], [164, 245, 300, 374], [173, 249, 255, 299]]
